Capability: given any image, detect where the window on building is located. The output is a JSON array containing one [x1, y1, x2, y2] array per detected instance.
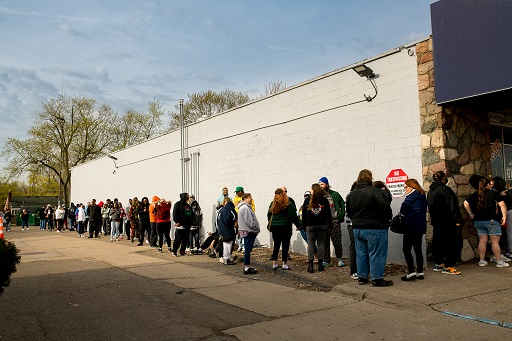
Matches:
[[490, 125, 512, 183]]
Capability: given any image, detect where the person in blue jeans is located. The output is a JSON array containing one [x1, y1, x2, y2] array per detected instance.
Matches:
[[346, 169, 393, 287], [237, 193, 260, 274]]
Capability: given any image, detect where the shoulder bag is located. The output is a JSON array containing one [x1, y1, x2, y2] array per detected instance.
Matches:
[[390, 213, 405, 234]]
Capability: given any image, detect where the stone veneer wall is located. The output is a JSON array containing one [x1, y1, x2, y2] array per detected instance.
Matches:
[[416, 37, 491, 261]]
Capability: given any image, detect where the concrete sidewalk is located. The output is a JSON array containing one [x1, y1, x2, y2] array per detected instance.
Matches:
[[2, 229, 512, 340]]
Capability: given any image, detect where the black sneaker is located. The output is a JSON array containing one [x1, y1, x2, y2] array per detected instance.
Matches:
[[157, 248, 162, 253], [224, 259, 236, 265], [244, 267, 258, 275], [401, 272, 417, 281], [358, 277, 369, 285], [371, 279, 393, 287]]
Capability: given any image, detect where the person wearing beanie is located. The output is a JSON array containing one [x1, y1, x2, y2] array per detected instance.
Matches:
[[318, 176, 346, 268]]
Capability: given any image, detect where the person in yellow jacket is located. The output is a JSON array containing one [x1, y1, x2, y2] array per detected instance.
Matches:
[[233, 186, 255, 252]]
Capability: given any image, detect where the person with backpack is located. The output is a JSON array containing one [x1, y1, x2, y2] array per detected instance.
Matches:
[[318, 176, 346, 268], [302, 184, 333, 273]]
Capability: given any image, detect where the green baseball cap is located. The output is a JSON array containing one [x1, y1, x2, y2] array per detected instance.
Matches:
[[234, 186, 244, 193]]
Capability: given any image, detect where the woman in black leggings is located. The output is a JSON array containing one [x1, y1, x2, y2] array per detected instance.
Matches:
[[400, 178, 427, 281], [267, 188, 299, 270]]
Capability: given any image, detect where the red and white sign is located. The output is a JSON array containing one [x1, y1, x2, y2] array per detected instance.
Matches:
[[386, 169, 409, 198]]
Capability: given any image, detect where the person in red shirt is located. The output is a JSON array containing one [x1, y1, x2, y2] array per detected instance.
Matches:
[[153, 197, 172, 253]]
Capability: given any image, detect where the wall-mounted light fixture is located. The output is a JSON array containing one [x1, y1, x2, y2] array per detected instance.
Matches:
[[352, 64, 375, 79], [107, 155, 118, 173], [352, 64, 378, 102]]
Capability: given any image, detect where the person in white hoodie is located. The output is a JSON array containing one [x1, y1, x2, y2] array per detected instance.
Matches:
[[76, 204, 86, 237], [237, 193, 260, 274], [55, 205, 66, 233]]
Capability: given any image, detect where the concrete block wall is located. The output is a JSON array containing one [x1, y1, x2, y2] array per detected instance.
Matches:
[[71, 39, 426, 263]]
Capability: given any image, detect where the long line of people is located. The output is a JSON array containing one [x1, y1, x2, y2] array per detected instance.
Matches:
[[28, 169, 512, 282]]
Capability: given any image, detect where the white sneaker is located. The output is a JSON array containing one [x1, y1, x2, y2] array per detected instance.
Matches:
[[478, 260, 488, 267], [490, 254, 511, 262], [496, 261, 510, 268], [145, 239, 149, 244], [27, 227, 29, 230], [219, 258, 224, 263], [351, 273, 359, 280]]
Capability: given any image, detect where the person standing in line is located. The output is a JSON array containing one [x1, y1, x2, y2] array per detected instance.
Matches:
[[216, 187, 231, 209], [118, 202, 126, 240], [109, 202, 122, 241], [217, 198, 237, 265], [39, 206, 46, 231], [149, 196, 159, 247], [267, 188, 299, 271], [76, 204, 86, 237], [346, 169, 393, 287], [345, 181, 359, 280], [88, 199, 102, 238], [464, 177, 509, 268], [318, 177, 346, 268], [137, 197, 150, 246], [298, 191, 319, 261], [233, 186, 255, 253], [237, 193, 260, 274], [302, 184, 333, 273], [189, 198, 203, 253], [172, 193, 193, 256], [46, 204, 55, 231], [101, 202, 111, 236], [55, 205, 66, 233], [427, 171, 464, 275], [84, 202, 90, 233], [68, 203, 77, 232], [129, 197, 140, 243], [400, 179, 428, 281], [20, 209, 30, 231], [153, 197, 173, 253], [124, 199, 132, 240]]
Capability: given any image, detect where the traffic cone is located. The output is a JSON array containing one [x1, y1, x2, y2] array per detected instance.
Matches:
[[0, 216, 4, 240]]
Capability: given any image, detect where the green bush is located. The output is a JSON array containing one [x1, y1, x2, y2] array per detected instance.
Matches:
[[0, 238, 21, 296]]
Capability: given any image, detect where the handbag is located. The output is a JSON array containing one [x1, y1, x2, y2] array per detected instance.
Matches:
[[267, 214, 273, 231], [390, 213, 405, 234]]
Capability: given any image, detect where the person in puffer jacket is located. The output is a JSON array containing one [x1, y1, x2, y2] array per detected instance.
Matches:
[[216, 200, 237, 265]]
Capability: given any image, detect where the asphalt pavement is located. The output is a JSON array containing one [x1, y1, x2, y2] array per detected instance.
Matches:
[[1, 228, 511, 340]]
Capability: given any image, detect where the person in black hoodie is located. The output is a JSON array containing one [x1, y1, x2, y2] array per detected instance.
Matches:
[[189, 199, 203, 253], [172, 193, 193, 255], [346, 169, 393, 287], [427, 171, 463, 274], [137, 197, 150, 246]]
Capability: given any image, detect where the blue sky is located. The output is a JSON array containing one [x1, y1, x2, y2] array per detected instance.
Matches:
[[0, 0, 434, 150]]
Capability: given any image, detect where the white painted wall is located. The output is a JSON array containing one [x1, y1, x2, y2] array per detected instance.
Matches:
[[71, 41, 425, 263]]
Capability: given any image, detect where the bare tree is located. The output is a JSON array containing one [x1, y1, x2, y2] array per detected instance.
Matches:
[[169, 89, 250, 130], [2, 95, 117, 206], [263, 80, 287, 97]]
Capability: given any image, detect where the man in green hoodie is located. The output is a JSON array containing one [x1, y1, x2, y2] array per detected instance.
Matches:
[[319, 176, 346, 268]]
